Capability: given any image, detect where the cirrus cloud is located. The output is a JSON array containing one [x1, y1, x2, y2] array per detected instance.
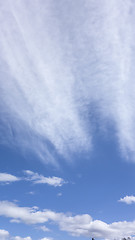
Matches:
[[0, 0, 135, 164]]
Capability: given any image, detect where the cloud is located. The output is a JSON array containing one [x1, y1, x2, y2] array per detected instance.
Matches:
[[119, 195, 135, 204], [39, 226, 50, 232], [0, 171, 66, 187], [0, 229, 31, 240], [1, 0, 135, 163], [0, 173, 20, 183], [0, 229, 9, 240], [0, 0, 91, 165], [57, 193, 62, 197], [12, 237, 32, 240], [27, 191, 35, 195], [24, 170, 66, 186], [39, 238, 53, 240], [1, 201, 135, 239]]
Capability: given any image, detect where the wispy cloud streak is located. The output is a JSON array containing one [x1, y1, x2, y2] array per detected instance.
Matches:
[[0, 0, 135, 162], [24, 170, 66, 186], [0, 171, 66, 187]]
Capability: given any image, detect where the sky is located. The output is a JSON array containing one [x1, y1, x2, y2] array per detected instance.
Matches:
[[1, 0, 135, 239]]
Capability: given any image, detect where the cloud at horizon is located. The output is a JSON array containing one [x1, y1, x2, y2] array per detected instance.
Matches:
[[1, 0, 135, 164], [0, 200, 135, 239]]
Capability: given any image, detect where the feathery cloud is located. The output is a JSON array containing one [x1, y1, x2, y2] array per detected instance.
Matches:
[[1, 0, 135, 163], [24, 170, 66, 186], [0, 171, 66, 187]]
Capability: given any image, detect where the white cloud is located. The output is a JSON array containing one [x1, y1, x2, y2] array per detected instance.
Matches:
[[57, 193, 62, 197], [0, 171, 66, 187], [12, 237, 32, 240], [0, 201, 47, 224], [27, 191, 35, 195], [24, 170, 66, 187], [1, 0, 135, 163], [0, 230, 31, 240], [119, 195, 135, 204], [0, 201, 135, 239], [39, 226, 50, 232], [39, 238, 53, 240], [0, 173, 20, 183], [0, 0, 91, 165], [0, 229, 9, 240]]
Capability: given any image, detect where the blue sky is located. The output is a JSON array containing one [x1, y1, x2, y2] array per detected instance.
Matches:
[[1, 0, 135, 239]]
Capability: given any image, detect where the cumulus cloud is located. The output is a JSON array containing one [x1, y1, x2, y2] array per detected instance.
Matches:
[[24, 170, 66, 186], [0, 229, 9, 240], [0, 201, 135, 239], [1, 0, 135, 163], [0, 229, 31, 240], [0, 173, 20, 183], [119, 195, 135, 204]]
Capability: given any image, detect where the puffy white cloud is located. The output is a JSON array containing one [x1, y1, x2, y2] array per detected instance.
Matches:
[[119, 195, 135, 204], [0, 230, 31, 240], [0, 201, 48, 224], [0, 173, 20, 183], [12, 237, 32, 240], [0, 229, 9, 240], [1, 0, 135, 163], [24, 170, 66, 187], [0, 201, 135, 239]]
